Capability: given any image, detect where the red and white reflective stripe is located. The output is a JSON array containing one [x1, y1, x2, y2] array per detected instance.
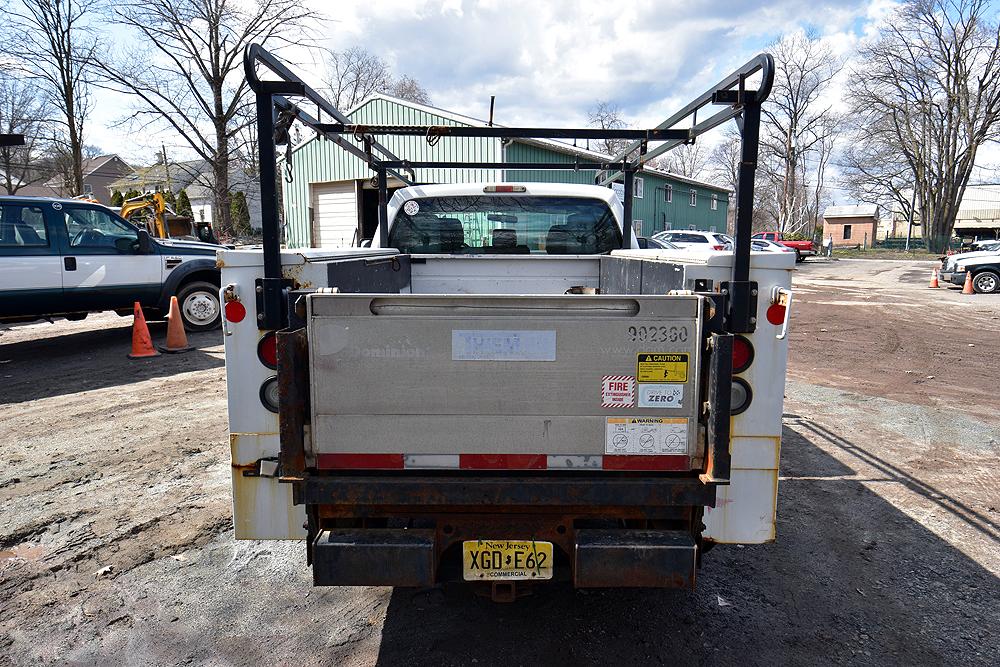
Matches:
[[601, 375, 635, 408], [316, 453, 404, 469], [316, 453, 689, 471]]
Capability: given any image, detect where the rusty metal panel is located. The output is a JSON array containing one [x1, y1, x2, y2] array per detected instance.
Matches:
[[573, 529, 697, 588], [300, 475, 718, 511], [312, 529, 436, 587], [277, 328, 309, 477], [705, 332, 733, 482], [230, 433, 307, 540]]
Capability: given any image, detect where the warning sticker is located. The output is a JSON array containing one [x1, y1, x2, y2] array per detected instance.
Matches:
[[606, 417, 688, 455], [636, 352, 688, 383], [638, 383, 683, 408], [601, 375, 635, 408]]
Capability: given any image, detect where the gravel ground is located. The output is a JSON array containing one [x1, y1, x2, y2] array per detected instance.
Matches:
[[1, 259, 998, 666]]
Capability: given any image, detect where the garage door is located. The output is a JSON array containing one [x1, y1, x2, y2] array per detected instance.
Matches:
[[312, 181, 358, 248]]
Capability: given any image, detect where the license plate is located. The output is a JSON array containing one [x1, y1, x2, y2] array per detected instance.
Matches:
[[462, 540, 553, 581]]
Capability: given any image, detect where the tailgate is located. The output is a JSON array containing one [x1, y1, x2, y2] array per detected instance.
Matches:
[[307, 294, 704, 472]]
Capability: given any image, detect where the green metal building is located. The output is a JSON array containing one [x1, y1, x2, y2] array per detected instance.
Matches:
[[282, 95, 729, 248]]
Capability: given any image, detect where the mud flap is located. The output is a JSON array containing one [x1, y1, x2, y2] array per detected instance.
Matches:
[[230, 432, 306, 539]]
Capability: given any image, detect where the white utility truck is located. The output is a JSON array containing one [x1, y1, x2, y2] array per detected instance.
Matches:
[[223, 45, 791, 599]]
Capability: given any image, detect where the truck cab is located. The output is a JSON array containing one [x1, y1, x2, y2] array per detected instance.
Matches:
[[372, 183, 638, 255]]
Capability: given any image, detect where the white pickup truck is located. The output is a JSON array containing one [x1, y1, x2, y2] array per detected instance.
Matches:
[[220, 181, 794, 592], [226, 45, 786, 597], [0, 195, 223, 330]]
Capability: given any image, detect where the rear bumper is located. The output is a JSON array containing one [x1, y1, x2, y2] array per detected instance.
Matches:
[[301, 474, 717, 589], [312, 527, 699, 588]]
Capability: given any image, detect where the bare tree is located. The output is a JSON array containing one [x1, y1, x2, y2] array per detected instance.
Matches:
[[324, 47, 432, 109], [0, 72, 50, 194], [707, 128, 741, 194], [706, 126, 774, 233], [841, 0, 1000, 252], [2, 0, 98, 196], [806, 122, 838, 236], [387, 75, 432, 105], [654, 142, 708, 179], [95, 0, 316, 236], [762, 31, 840, 234], [324, 47, 393, 110], [587, 101, 630, 156]]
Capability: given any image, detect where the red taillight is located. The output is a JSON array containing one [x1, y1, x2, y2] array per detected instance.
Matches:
[[766, 303, 786, 326], [483, 185, 526, 193], [225, 300, 246, 323], [732, 335, 754, 374], [712, 244, 724, 250], [257, 332, 277, 370]]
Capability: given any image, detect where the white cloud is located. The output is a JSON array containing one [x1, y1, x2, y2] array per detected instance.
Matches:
[[303, 0, 877, 129], [88, 0, 893, 168]]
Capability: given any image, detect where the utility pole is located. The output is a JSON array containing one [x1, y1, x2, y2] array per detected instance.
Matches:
[[904, 187, 916, 251], [162, 144, 172, 193]]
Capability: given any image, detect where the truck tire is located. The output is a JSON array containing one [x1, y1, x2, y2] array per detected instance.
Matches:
[[972, 270, 999, 294], [176, 280, 222, 331]]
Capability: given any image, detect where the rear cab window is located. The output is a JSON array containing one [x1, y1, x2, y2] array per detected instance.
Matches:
[[0, 203, 49, 247], [388, 195, 622, 254], [674, 233, 709, 243]]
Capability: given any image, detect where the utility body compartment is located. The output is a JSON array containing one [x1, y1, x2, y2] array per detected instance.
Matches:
[[306, 293, 705, 471]]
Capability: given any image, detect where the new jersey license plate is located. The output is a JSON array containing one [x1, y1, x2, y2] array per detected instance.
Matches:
[[462, 540, 554, 581]]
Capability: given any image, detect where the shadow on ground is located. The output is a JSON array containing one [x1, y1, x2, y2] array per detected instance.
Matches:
[[369, 423, 999, 666], [0, 321, 223, 404]]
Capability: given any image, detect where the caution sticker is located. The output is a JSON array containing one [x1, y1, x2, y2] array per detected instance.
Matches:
[[636, 352, 688, 383]]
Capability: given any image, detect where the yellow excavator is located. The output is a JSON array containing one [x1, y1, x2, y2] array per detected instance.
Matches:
[[119, 193, 218, 244]]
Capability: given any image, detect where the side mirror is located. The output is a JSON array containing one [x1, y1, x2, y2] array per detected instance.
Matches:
[[360, 238, 372, 248], [137, 229, 153, 254]]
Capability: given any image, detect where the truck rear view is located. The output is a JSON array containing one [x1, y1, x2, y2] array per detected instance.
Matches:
[[225, 45, 789, 598]]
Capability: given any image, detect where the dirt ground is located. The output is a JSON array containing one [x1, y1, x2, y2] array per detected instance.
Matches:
[[1, 259, 998, 666]]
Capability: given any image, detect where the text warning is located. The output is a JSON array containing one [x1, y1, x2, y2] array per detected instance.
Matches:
[[636, 352, 689, 383]]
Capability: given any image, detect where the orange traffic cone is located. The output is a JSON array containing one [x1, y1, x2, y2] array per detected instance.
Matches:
[[928, 268, 939, 288], [158, 296, 193, 353], [962, 270, 975, 295], [128, 302, 160, 359]]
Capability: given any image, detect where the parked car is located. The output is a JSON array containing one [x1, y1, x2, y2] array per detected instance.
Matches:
[[652, 230, 733, 250], [751, 232, 815, 262], [939, 248, 1000, 294], [0, 196, 223, 330], [636, 236, 679, 250], [751, 238, 796, 254], [968, 239, 1000, 252]]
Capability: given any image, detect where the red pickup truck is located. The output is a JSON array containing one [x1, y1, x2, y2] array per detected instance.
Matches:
[[752, 232, 815, 262]]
